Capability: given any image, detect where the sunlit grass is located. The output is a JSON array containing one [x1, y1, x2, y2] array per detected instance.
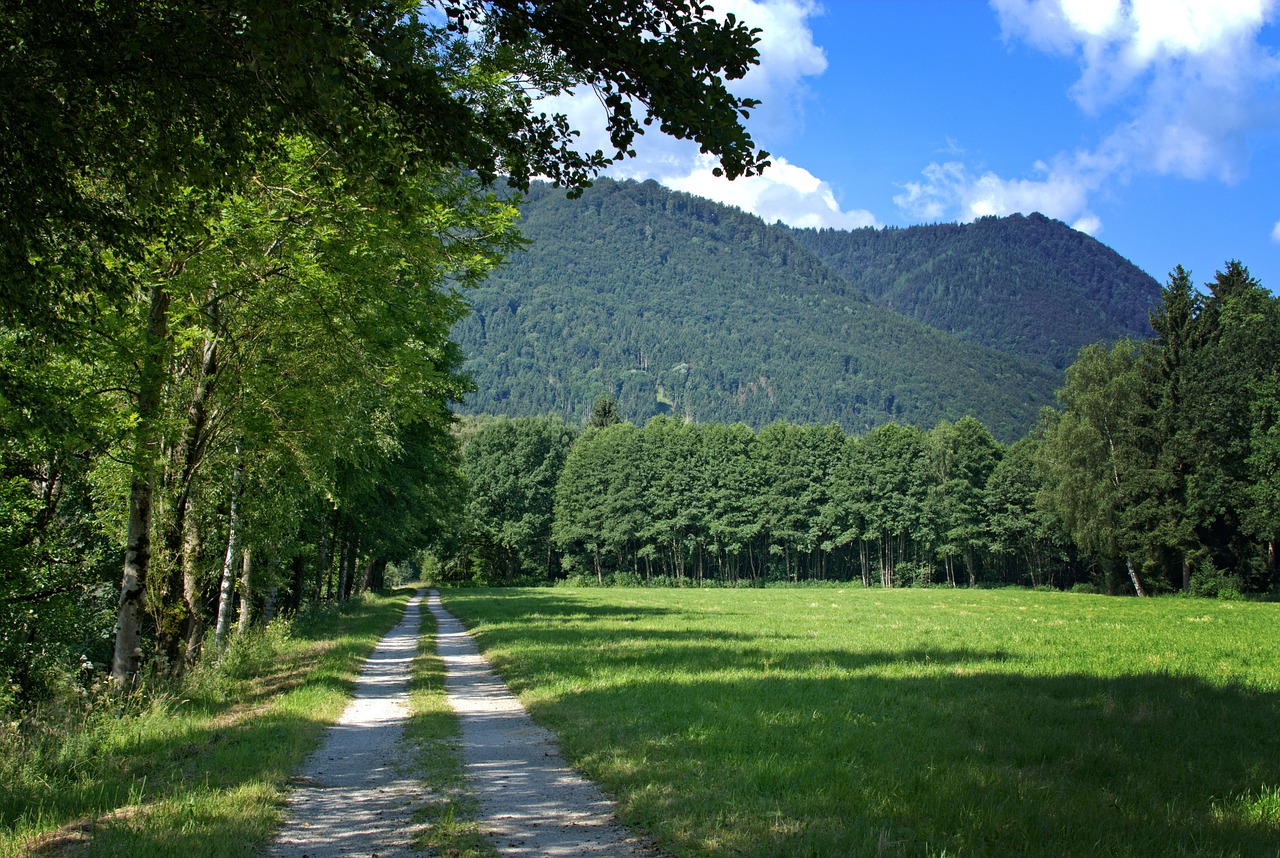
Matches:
[[0, 589, 414, 857], [443, 587, 1280, 857]]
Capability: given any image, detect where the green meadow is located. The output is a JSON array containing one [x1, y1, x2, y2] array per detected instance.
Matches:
[[442, 587, 1280, 857]]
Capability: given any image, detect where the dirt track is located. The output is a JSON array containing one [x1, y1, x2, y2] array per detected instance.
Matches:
[[269, 590, 662, 857]]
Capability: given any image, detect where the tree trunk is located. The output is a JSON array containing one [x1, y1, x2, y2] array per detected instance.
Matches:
[[288, 553, 306, 613], [213, 459, 243, 647], [237, 545, 255, 633], [363, 555, 387, 591], [1125, 557, 1147, 597], [111, 282, 170, 688], [261, 582, 278, 626], [160, 322, 220, 669], [336, 534, 351, 603], [181, 503, 205, 665], [320, 510, 336, 601], [339, 532, 358, 601]]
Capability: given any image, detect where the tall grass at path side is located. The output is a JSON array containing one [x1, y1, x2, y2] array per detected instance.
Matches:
[[442, 587, 1280, 858], [0, 588, 415, 858]]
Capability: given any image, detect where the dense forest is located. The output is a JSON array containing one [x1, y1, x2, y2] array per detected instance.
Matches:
[[453, 179, 1160, 437], [443, 262, 1279, 598], [791, 212, 1158, 369]]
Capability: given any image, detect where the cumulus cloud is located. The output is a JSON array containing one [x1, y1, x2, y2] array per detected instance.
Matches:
[[716, 0, 829, 142], [894, 159, 1101, 233], [898, 1, 1280, 233], [531, 1, 870, 229], [995, 0, 1280, 179], [668, 155, 880, 229]]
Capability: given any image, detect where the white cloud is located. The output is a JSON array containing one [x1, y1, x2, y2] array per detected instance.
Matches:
[[1072, 213, 1104, 235], [667, 155, 880, 229], [992, 0, 1280, 180], [897, 1, 1280, 235], [530, 1, 870, 230], [716, 0, 829, 142], [1272, 220, 1280, 242], [894, 158, 1102, 233]]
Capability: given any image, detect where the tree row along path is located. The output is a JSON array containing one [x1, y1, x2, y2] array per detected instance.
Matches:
[[270, 590, 662, 857]]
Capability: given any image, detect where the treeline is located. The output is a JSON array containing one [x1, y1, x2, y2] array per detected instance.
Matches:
[[444, 262, 1279, 596], [1, 138, 518, 705], [446, 412, 1079, 589]]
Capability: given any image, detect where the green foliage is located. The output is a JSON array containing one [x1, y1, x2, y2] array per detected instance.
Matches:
[[0, 590, 411, 856], [455, 179, 1078, 441], [1036, 262, 1280, 595], [454, 415, 576, 583], [1, 1, 767, 331]]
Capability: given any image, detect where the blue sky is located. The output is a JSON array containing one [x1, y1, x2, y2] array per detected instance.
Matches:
[[550, 0, 1280, 291]]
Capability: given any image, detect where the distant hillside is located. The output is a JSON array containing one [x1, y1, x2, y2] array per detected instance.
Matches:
[[789, 215, 1160, 370], [454, 179, 1068, 441]]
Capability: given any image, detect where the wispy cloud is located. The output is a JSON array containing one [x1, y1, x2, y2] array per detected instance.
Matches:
[[1272, 220, 1280, 242], [900, 0, 1280, 231], [894, 158, 1102, 233]]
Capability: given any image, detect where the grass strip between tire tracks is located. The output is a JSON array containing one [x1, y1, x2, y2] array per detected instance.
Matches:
[[403, 597, 496, 858]]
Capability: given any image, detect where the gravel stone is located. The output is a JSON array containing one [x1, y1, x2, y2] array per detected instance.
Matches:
[[430, 591, 665, 857]]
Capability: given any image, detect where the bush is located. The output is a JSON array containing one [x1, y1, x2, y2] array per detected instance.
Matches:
[[1189, 567, 1246, 600]]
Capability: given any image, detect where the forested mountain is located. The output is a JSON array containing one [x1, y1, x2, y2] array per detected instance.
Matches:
[[789, 214, 1160, 369], [455, 179, 1077, 441]]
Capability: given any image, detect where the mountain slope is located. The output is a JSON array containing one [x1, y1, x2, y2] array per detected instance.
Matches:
[[454, 179, 1066, 441], [789, 214, 1160, 369]]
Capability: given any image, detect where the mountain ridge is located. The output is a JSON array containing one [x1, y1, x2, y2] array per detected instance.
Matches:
[[454, 179, 1160, 441], [789, 212, 1159, 369]]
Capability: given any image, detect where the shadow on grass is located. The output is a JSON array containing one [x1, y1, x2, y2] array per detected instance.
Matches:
[[5, 590, 415, 857], [445, 591, 1280, 857]]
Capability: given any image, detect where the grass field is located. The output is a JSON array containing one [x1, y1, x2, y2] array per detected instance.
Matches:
[[0, 589, 414, 858], [441, 587, 1280, 857]]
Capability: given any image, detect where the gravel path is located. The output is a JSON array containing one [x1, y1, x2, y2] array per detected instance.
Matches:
[[429, 590, 664, 857], [269, 591, 427, 858], [269, 590, 661, 858]]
